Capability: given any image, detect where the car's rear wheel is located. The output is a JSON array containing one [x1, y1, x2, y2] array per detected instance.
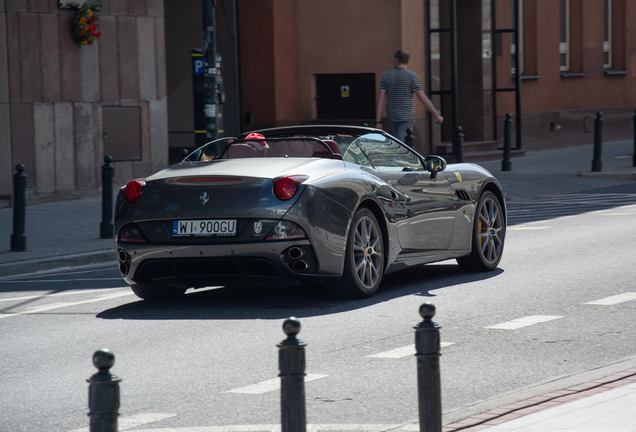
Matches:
[[457, 190, 505, 272], [325, 208, 385, 299], [130, 283, 187, 300]]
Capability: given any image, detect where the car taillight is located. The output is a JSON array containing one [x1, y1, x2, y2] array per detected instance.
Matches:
[[123, 180, 146, 204], [273, 175, 308, 200]]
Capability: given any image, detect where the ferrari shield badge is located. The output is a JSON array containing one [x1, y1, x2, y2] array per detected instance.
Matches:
[[455, 172, 463, 183], [254, 221, 263, 235]]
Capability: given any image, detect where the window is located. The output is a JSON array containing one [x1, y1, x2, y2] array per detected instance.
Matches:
[[354, 134, 424, 172], [603, 0, 612, 68], [559, 0, 570, 71]]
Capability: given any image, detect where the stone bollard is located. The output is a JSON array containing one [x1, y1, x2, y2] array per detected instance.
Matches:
[[87, 348, 121, 432], [11, 164, 27, 252], [592, 112, 603, 172], [453, 126, 464, 163], [278, 317, 307, 432], [100, 156, 115, 239], [405, 128, 415, 148], [415, 303, 442, 432], [502, 113, 513, 172]]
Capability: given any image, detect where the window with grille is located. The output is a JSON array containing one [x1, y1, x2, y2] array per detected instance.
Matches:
[[559, 0, 570, 71], [603, 0, 612, 68]]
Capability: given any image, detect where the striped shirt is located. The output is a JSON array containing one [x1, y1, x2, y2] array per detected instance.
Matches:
[[379, 68, 423, 122]]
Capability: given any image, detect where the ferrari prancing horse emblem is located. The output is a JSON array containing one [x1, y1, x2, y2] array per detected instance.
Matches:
[[455, 172, 463, 183], [200, 192, 209, 205]]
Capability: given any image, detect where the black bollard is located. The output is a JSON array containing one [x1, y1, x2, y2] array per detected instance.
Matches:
[[592, 112, 603, 172], [415, 303, 442, 432], [278, 317, 307, 432], [632, 109, 635, 167], [502, 113, 513, 172], [405, 128, 415, 148], [11, 164, 27, 252], [87, 349, 121, 432], [100, 156, 115, 239], [452, 126, 464, 163]]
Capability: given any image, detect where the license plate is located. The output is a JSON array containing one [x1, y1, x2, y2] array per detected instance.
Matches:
[[172, 220, 237, 237]]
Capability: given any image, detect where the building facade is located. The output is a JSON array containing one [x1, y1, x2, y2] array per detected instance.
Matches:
[[1, 0, 635, 205]]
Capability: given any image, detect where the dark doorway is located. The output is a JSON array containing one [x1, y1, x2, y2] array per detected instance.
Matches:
[[316, 73, 375, 120]]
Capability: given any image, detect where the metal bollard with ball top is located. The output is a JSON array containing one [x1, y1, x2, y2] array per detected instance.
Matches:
[[415, 303, 442, 432], [11, 164, 27, 252], [278, 317, 307, 432], [100, 156, 115, 239], [87, 348, 121, 432]]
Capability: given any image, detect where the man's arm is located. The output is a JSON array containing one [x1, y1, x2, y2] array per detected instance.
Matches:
[[375, 89, 386, 129], [415, 90, 444, 124]]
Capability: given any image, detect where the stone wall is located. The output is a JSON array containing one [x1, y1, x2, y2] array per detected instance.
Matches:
[[0, 0, 168, 204]]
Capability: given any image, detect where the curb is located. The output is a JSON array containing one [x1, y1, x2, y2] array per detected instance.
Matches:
[[0, 250, 117, 278], [577, 171, 636, 180], [442, 368, 636, 431]]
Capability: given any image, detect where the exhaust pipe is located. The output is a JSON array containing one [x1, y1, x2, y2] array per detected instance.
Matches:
[[119, 263, 129, 276], [118, 249, 128, 263], [293, 260, 308, 273], [288, 247, 304, 260]]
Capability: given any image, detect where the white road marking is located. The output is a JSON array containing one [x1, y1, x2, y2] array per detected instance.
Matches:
[[0, 291, 133, 320], [225, 374, 329, 394], [122, 424, 418, 432], [68, 413, 176, 432], [485, 315, 563, 330], [0, 287, 129, 302], [366, 342, 455, 359], [507, 226, 550, 230], [585, 292, 636, 305], [0, 278, 123, 284]]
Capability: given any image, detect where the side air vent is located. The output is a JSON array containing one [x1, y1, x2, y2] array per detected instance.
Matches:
[[456, 190, 471, 201]]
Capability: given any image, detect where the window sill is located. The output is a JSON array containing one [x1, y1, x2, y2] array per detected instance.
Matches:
[[520, 75, 540, 81], [604, 69, 628, 76], [560, 71, 586, 78]]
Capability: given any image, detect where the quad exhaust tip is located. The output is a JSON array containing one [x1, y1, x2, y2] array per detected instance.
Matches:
[[118, 250, 129, 263], [292, 260, 308, 273], [288, 247, 304, 260]]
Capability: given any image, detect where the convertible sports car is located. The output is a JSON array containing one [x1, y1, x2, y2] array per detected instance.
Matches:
[[114, 125, 506, 300]]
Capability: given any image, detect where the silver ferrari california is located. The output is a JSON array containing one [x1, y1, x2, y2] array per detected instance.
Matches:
[[114, 125, 506, 300]]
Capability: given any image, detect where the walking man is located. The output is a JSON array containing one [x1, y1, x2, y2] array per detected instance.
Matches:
[[375, 49, 443, 144]]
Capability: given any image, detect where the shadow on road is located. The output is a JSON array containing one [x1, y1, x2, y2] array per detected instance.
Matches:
[[96, 264, 504, 321]]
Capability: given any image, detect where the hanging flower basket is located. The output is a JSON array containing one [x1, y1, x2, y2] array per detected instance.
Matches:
[[73, 3, 102, 45]]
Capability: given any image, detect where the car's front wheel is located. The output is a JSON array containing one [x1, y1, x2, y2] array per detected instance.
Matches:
[[325, 208, 385, 299], [130, 283, 187, 300], [457, 190, 505, 272]]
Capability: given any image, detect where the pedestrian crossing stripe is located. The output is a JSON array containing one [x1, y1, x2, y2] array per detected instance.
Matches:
[[366, 342, 455, 359], [485, 315, 563, 330], [225, 374, 328, 394], [585, 292, 636, 305]]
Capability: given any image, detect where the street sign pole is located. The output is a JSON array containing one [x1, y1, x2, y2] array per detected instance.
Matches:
[[202, 0, 218, 142]]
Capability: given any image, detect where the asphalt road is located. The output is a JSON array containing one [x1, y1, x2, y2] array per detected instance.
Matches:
[[1, 203, 636, 432]]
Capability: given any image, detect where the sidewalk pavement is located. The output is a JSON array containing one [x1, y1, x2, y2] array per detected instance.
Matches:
[[1, 139, 635, 431]]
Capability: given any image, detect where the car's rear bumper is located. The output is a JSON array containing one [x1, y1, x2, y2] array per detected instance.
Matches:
[[117, 240, 339, 289]]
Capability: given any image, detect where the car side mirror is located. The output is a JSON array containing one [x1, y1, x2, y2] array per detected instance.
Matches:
[[423, 156, 447, 178]]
